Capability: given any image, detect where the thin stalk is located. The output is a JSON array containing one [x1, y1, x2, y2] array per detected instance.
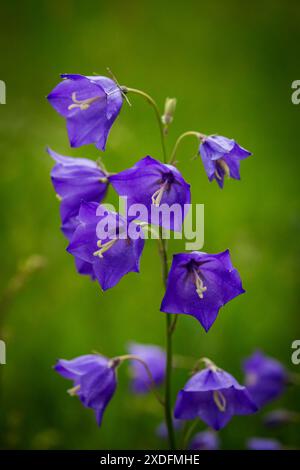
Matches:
[[169, 131, 203, 165], [112, 354, 165, 406], [124, 87, 167, 163], [158, 232, 176, 450]]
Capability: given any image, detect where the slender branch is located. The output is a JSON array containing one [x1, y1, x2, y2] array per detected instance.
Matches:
[[169, 131, 203, 165], [124, 87, 167, 163], [112, 354, 165, 406], [182, 419, 199, 449]]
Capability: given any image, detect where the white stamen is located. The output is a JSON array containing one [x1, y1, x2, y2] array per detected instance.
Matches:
[[193, 269, 207, 299], [68, 92, 101, 111], [213, 390, 226, 412]]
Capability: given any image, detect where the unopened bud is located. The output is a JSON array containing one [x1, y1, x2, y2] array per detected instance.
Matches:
[[162, 97, 177, 126]]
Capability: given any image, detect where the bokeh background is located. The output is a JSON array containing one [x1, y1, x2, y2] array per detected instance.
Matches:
[[0, 0, 299, 450]]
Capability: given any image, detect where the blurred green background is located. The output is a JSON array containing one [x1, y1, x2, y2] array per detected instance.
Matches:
[[0, 0, 299, 450]]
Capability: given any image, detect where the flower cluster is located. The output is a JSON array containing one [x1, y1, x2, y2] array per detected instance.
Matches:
[[47, 71, 293, 450]]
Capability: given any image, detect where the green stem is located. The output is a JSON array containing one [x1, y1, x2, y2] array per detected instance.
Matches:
[[158, 233, 176, 450], [169, 131, 203, 165], [125, 87, 167, 163]]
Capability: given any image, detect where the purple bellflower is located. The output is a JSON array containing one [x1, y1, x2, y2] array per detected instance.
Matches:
[[189, 430, 219, 451], [67, 202, 144, 290], [247, 437, 282, 451], [199, 135, 251, 188], [61, 215, 96, 280], [109, 156, 191, 231], [54, 354, 117, 426], [160, 250, 245, 332], [243, 351, 288, 408], [174, 363, 257, 430], [48, 147, 108, 225], [47, 74, 123, 150], [128, 342, 166, 393]]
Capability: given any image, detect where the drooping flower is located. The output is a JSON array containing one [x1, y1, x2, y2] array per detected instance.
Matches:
[[243, 351, 288, 408], [160, 250, 245, 332], [174, 362, 257, 430], [199, 135, 251, 188], [128, 342, 166, 393], [109, 156, 191, 231], [61, 215, 96, 280], [67, 202, 145, 290], [54, 354, 117, 426], [48, 147, 108, 225], [47, 74, 123, 150], [247, 437, 282, 451], [156, 419, 183, 440], [189, 430, 219, 451], [263, 409, 299, 428]]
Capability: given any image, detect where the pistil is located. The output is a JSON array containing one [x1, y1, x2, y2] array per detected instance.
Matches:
[[215, 158, 230, 180], [93, 239, 117, 258], [213, 390, 227, 412], [151, 181, 168, 207], [193, 269, 207, 299], [68, 92, 101, 111]]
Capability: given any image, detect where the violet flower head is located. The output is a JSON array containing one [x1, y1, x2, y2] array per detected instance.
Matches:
[[48, 147, 108, 224], [189, 430, 219, 451], [160, 250, 245, 332], [128, 342, 166, 393], [247, 437, 282, 451], [199, 135, 251, 188], [54, 354, 117, 426], [156, 418, 183, 440], [109, 156, 191, 231], [67, 202, 144, 290], [243, 351, 288, 408], [47, 74, 123, 150], [174, 363, 257, 430]]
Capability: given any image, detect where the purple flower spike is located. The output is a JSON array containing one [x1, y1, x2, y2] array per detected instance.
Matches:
[[174, 363, 257, 430], [199, 135, 251, 188], [48, 147, 108, 224], [67, 202, 145, 290], [109, 156, 191, 231], [47, 74, 123, 150], [247, 437, 282, 451], [189, 430, 219, 451], [160, 250, 245, 332], [243, 351, 288, 408], [54, 354, 117, 426], [128, 342, 166, 393]]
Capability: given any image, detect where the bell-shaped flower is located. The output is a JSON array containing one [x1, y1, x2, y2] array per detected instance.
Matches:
[[127, 342, 166, 393], [189, 430, 219, 451], [67, 202, 145, 290], [47, 74, 123, 150], [199, 135, 251, 188], [243, 351, 288, 408], [247, 437, 282, 451], [174, 363, 257, 430], [109, 156, 191, 231], [48, 147, 108, 224], [54, 354, 117, 426], [160, 250, 245, 332]]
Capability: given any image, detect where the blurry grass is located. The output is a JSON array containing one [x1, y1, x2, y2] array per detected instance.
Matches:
[[0, 0, 300, 449]]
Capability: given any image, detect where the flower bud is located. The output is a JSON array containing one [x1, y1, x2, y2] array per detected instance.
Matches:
[[161, 97, 177, 127]]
